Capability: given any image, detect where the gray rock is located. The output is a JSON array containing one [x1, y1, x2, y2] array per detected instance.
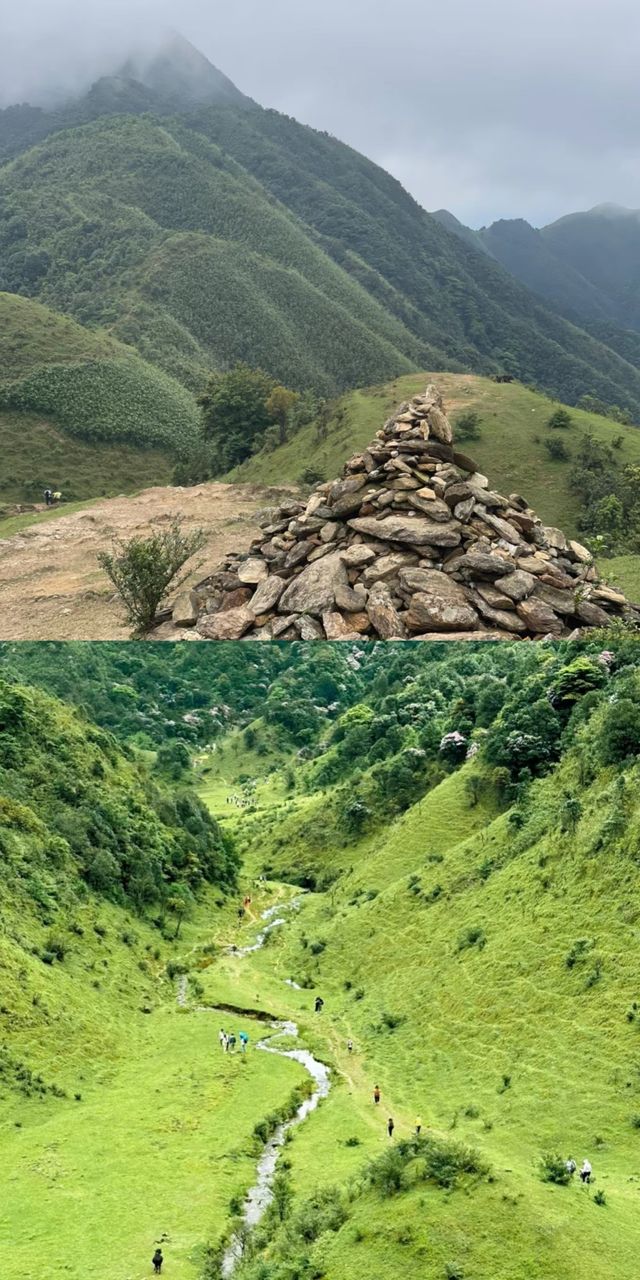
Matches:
[[516, 597, 564, 635], [403, 573, 480, 632], [172, 592, 199, 627], [349, 514, 461, 547], [452, 552, 514, 580], [340, 544, 377, 568], [534, 583, 576, 615], [335, 583, 368, 612], [362, 551, 419, 585], [279, 551, 349, 617], [198, 607, 255, 640], [575, 599, 613, 627], [494, 570, 537, 602], [366, 582, 408, 639], [250, 575, 287, 615]]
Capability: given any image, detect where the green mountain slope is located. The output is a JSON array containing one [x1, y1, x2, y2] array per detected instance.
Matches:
[[3, 641, 640, 1279], [4, 45, 640, 417], [0, 293, 199, 497]]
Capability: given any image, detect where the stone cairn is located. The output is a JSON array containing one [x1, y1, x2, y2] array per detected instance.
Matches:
[[182, 385, 639, 642]]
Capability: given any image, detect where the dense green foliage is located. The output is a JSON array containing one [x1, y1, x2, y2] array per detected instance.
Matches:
[[440, 205, 640, 341], [198, 364, 300, 471], [0, 676, 237, 912], [0, 293, 199, 453]]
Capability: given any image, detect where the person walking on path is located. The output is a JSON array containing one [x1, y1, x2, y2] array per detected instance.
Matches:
[[347, 1039, 353, 1054], [152, 1248, 163, 1274], [228, 1033, 237, 1053], [373, 1085, 381, 1105], [580, 1159, 592, 1184], [387, 1117, 395, 1139], [219, 1029, 228, 1052], [239, 1031, 249, 1053], [566, 1157, 577, 1177], [314, 996, 324, 1014], [415, 1117, 422, 1136]]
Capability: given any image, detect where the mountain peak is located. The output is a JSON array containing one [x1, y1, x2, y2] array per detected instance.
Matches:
[[120, 32, 250, 109]]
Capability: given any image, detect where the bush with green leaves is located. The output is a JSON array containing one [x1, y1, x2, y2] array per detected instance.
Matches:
[[540, 1152, 572, 1185], [547, 407, 573, 430], [98, 518, 206, 634], [454, 410, 482, 441]]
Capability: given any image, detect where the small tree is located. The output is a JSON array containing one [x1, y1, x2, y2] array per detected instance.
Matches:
[[455, 410, 482, 442], [98, 518, 205, 635], [266, 386, 300, 445], [547, 408, 573, 430]]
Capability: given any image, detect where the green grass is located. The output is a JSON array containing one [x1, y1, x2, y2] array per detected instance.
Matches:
[[230, 371, 640, 541], [0, 409, 172, 505], [0, 899, 306, 1280]]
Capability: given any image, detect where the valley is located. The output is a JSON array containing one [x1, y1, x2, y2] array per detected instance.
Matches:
[[2, 642, 640, 1278]]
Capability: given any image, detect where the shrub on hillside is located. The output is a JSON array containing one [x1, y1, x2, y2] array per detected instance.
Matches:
[[368, 1134, 488, 1195], [456, 926, 487, 953], [454, 410, 482, 441], [547, 408, 573, 430], [545, 437, 570, 462], [540, 1152, 572, 1185], [98, 518, 206, 635]]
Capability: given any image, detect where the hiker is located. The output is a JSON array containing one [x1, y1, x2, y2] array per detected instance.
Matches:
[[228, 1033, 237, 1053], [580, 1159, 592, 1184], [373, 1085, 381, 1105], [566, 1157, 577, 1177], [415, 1117, 422, 1136], [52, 490, 62, 504], [238, 907, 245, 921], [219, 1029, 228, 1052], [314, 996, 324, 1014], [239, 1031, 249, 1053], [347, 1039, 353, 1054], [152, 1248, 163, 1274], [43, 488, 52, 507], [387, 1117, 395, 1139]]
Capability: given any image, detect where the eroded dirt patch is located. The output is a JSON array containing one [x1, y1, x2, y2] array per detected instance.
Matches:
[[0, 481, 296, 639]]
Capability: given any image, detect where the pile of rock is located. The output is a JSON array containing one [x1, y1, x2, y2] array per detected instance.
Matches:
[[182, 386, 639, 642]]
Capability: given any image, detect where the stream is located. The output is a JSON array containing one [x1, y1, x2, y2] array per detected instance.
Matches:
[[176, 897, 331, 1278]]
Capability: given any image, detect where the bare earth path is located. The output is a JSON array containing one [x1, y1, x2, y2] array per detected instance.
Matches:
[[0, 481, 295, 640]]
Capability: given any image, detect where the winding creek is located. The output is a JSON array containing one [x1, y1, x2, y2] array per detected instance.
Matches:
[[176, 899, 332, 1277]]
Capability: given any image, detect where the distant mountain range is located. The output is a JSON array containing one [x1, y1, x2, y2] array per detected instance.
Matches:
[[432, 204, 640, 359], [3, 35, 640, 465]]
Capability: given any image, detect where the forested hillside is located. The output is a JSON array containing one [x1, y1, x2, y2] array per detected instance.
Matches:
[[435, 204, 640, 339], [4, 40, 640, 424]]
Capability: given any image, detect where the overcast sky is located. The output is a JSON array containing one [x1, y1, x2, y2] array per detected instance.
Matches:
[[3, 0, 639, 226]]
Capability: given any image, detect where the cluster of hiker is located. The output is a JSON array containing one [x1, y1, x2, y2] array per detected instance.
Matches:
[[219, 1027, 250, 1054], [373, 1084, 421, 1140], [42, 488, 62, 507], [567, 1157, 593, 1183], [177, 385, 640, 642]]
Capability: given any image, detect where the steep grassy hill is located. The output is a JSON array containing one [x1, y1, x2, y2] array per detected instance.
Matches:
[[4, 45, 640, 417], [0, 293, 198, 499], [193, 640, 640, 1280]]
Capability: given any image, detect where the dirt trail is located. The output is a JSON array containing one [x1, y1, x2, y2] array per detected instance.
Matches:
[[0, 480, 296, 640]]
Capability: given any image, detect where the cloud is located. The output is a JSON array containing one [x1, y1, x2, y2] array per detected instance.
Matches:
[[3, 0, 640, 224]]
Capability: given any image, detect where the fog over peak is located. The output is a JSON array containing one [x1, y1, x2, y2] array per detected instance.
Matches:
[[3, 0, 640, 225]]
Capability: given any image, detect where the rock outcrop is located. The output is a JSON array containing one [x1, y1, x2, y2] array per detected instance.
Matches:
[[185, 386, 639, 642]]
